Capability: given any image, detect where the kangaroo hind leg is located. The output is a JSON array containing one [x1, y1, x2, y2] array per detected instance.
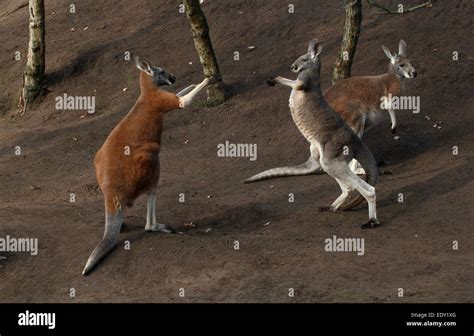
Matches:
[[145, 193, 174, 233], [338, 166, 379, 229]]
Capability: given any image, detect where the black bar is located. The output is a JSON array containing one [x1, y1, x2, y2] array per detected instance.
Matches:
[[0, 303, 472, 334]]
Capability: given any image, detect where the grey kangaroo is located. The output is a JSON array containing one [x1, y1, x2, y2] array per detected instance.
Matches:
[[247, 39, 379, 228], [246, 40, 416, 178]]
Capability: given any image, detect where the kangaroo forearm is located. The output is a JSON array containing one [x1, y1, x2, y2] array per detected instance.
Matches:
[[273, 76, 305, 90], [179, 78, 210, 108], [388, 109, 397, 132], [176, 84, 196, 97]]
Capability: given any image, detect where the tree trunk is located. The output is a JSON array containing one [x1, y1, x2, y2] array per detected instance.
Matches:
[[183, 0, 227, 106], [332, 0, 362, 84], [19, 0, 45, 115]]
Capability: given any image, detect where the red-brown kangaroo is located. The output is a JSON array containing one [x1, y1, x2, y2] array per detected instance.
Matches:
[[82, 57, 209, 275]]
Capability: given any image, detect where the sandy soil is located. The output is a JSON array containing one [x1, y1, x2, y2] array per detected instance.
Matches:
[[0, 0, 472, 302]]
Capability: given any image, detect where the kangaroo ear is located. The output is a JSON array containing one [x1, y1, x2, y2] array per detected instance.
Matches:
[[315, 42, 323, 57], [381, 45, 395, 60], [134, 56, 153, 75], [398, 39, 407, 57], [308, 39, 322, 59]]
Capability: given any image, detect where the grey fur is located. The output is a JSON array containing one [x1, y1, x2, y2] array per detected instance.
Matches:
[[82, 212, 123, 275], [246, 39, 379, 227]]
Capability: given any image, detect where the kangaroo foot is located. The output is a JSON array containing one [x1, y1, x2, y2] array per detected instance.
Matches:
[[361, 219, 380, 229], [146, 223, 175, 233], [318, 206, 334, 212]]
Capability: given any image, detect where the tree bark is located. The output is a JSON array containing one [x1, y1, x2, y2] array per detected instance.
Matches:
[[332, 0, 362, 84], [19, 0, 45, 114], [183, 0, 227, 106]]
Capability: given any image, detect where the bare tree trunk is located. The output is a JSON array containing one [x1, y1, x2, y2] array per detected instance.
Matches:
[[332, 0, 362, 84], [19, 0, 45, 115], [183, 0, 227, 106]]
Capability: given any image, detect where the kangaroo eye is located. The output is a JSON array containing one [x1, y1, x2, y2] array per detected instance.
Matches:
[[400, 64, 405, 67]]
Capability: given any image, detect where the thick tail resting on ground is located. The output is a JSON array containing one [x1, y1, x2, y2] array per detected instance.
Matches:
[[82, 212, 123, 275], [244, 156, 320, 183], [339, 145, 378, 211]]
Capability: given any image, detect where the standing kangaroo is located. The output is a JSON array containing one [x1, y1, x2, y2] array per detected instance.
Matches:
[[248, 39, 379, 228], [245, 40, 416, 181], [82, 57, 209, 275]]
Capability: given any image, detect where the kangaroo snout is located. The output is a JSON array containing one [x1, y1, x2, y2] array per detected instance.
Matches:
[[169, 74, 176, 84], [412, 70, 417, 78], [291, 64, 298, 72]]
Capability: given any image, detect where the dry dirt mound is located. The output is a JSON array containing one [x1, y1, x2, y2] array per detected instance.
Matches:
[[0, 0, 472, 302]]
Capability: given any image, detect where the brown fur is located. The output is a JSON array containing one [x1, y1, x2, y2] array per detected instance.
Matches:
[[324, 72, 402, 131], [95, 72, 180, 214]]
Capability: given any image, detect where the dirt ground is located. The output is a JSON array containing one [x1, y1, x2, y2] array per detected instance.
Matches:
[[0, 0, 472, 303]]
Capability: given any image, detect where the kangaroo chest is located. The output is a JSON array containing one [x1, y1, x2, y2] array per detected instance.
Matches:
[[289, 89, 322, 144]]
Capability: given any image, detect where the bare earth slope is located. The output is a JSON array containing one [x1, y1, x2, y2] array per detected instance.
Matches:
[[0, 0, 472, 302]]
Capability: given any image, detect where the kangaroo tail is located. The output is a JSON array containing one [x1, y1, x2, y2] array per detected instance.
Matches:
[[82, 211, 123, 276], [339, 145, 378, 211], [244, 156, 320, 183]]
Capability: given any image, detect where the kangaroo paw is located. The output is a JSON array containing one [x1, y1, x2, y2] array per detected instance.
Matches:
[[146, 223, 175, 233], [361, 219, 380, 229], [318, 206, 333, 212]]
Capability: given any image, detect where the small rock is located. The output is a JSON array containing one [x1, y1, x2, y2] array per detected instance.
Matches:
[[70, 28, 75, 32], [263, 221, 271, 227], [424, 116, 431, 120], [248, 46, 256, 51], [72, 137, 78, 141], [123, 88, 128, 92], [394, 136, 400, 141], [204, 228, 212, 233]]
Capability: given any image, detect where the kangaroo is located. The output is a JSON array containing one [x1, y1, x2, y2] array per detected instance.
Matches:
[[248, 39, 379, 228], [245, 40, 416, 181], [82, 57, 209, 275]]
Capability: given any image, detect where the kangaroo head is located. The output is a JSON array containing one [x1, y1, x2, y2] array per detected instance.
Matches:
[[381, 40, 417, 79], [134, 56, 176, 87], [290, 39, 323, 74]]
